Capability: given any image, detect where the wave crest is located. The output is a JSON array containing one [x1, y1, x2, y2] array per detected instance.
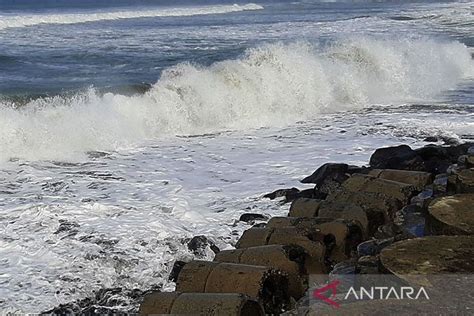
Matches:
[[0, 37, 473, 161]]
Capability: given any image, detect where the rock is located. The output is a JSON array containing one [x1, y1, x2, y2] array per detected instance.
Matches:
[[239, 213, 267, 223], [263, 187, 299, 201], [169, 261, 187, 282], [448, 168, 474, 193], [139, 292, 265, 316], [466, 156, 474, 168], [322, 193, 394, 238], [368, 169, 433, 190], [301, 163, 348, 185], [425, 194, 474, 236], [288, 198, 322, 217], [235, 227, 327, 274], [369, 145, 425, 171], [374, 223, 411, 241], [341, 174, 417, 204], [263, 188, 321, 203], [318, 201, 372, 238], [357, 238, 393, 257], [43, 287, 150, 315], [380, 235, 474, 276], [187, 236, 220, 257], [356, 240, 378, 257], [433, 173, 448, 194], [415, 143, 473, 174], [356, 255, 380, 274], [176, 261, 290, 314], [396, 205, 425, 238], [410, 188, 434, 210], [54, 219, 80, 236], [266, 217, 364, 262], [301, 163, 350, 195], [424, 136, 439, 142], [214, 245, 307, 299], [311, 299, 469, 316], [329, 261, 357, 275]]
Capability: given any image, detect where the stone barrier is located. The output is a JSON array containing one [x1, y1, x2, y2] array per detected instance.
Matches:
[[214, 244, 307, 299], [176, 261, 290, 314], [139, 292, 265, 316]]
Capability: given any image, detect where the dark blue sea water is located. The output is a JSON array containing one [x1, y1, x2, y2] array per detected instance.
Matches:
[[0, 0, 473, 313]]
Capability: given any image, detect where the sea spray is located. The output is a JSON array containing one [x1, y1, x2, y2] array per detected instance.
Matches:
[[0, 37, 472, 162]]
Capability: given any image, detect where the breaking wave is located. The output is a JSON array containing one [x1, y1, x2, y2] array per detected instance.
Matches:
[[0, 3, 263, 30], [0, 37, 473, 161]]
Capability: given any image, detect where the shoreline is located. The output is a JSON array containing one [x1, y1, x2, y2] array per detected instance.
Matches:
[[42, 141, 474, 315]]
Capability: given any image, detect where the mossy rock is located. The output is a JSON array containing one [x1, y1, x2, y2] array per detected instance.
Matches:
[[426, 194, 474, 235], [381, 235, 474, 275]]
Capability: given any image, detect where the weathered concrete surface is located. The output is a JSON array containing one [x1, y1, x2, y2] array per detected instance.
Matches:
[[214, 245, 307, 299], [301, 299, 472, 316], [235, 227, 327, 274], [448, 168, 474, 193], [341, 174, 417, 204], [288, 198, 322, 217], [426, 194, 474, 235], [368, 169, 433, 190], [139, 292, 265, 316], [176, 261, 289, 314], [381, 236, 474, 276], [318, 199, 384, 238], [266, 217, 363, 262]]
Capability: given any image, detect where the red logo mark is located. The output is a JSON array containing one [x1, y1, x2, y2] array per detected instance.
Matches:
[[312, 279, 341, 308]]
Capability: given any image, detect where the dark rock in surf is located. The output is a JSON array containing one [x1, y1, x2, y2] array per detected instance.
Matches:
[[264, 188, 299, 201], [187, 236, 220, 257], [239, 213, 268, 223], [424, 136, 439, 143], [42, 287, 151, 315], [301, 163, 351, 195], [301, 163, 348, 185], [369, 145, 425, 171], [169, 260, 187, 282], [415, 143, 474, 174]]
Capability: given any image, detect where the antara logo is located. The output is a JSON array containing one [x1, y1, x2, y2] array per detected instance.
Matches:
[[344, 286, 430, 300], [312, 279, 430, 309]]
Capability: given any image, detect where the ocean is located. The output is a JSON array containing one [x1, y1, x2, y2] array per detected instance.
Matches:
[[0, 0, 473, 312]]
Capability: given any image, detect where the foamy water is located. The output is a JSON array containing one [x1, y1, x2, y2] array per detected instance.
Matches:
[[0, 0, 473, 313], [0, 3, 263, 30]]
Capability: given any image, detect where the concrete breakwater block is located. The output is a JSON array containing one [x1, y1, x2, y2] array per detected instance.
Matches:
[[214, 245, 307, 299], [266, 217, 363, 262], [304, 299, 469, 316], [368, 169, 433, 190], [381, 235, 474, 276], [425, 194, 474, 235], [139, 292, 265, 316], [317, 200, 375, 238], [235, 227, 327, 274], [176, 261, 290, 314], [288, 198, 322, 217], [448, 168, 474, 193], [341, 174, 417, 204]]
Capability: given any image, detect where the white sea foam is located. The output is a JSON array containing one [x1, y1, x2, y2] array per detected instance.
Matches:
[[0, 37, 473, 162], [0, 3, 263, 30]]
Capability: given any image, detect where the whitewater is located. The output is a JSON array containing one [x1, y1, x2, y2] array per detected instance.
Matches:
[[0, 3, 263, 30], [0, 0, 473, 313]]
